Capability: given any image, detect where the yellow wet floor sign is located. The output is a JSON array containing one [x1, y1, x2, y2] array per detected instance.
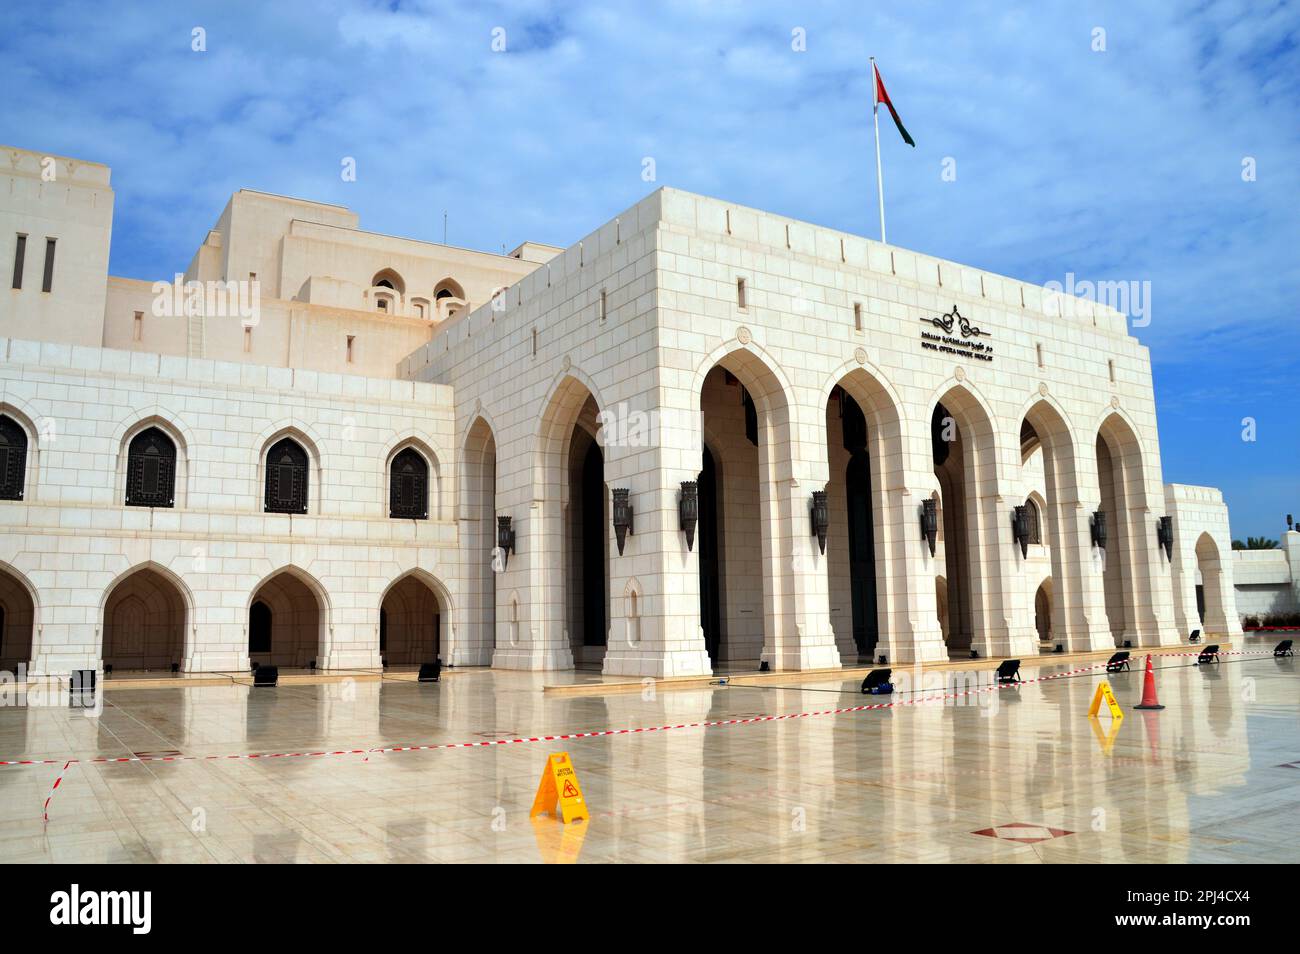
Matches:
[[1088, 680, 1125, 722], [529, 752, 588, 824]]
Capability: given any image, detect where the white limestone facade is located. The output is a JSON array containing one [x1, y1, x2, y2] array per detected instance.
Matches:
[[0, 144, 1247, 679]]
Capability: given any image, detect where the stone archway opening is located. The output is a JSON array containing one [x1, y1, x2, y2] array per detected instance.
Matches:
[[565, 396, 608, 668], [249, 570, 324, 670], [698, 354, 791, 670], [824, 372, 900, 666], [0, 567, 35, 672], [381, 574, 443, 667], [102, 567, 187, 672], [463, 417, 497, 662], [1034, 578, 1053, 647], [1096, 414, 1150, 647], [1194, 532, 1227, 633]]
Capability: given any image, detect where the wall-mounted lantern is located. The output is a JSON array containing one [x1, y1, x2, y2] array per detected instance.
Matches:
[[496, 515, 515, 569], [920, 498, 938, 557], [679, 481, 699, 551], [1090, 510, 1107, 549], [612, 488, 634, 555], [811, 490, 829, 555], [1156, 515, 1173, 561], [1012, 505, 1030, 558]]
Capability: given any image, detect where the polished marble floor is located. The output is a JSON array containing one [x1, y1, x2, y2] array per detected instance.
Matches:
[[1, 640, 1295, 863]]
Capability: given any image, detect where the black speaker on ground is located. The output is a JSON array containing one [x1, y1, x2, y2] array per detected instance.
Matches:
[[418, 660, 442, 683], [1053, 644, 1064, 654], [1106, 651, 1131, 673], [1122, 640, 1133, 649], [103, 663, 113, 676], [1196, 644, 1220, 666], [1275, 639, 1294, 657], [253, 665, 279, 687], [995, 659, 1022, 683], [969, 649, 980, 660], [170, 662, 180, 674], [759, 660, 770, 672], [69, 669, 96, 708], [1189, 629, 1201, 644], [861, 668, 893, 695]]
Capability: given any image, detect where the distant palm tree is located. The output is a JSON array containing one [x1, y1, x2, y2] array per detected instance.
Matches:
[[1245, 536, 1279, 550]]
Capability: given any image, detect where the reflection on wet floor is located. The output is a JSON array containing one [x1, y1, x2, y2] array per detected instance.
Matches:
[[0, 639, 1296, 863]]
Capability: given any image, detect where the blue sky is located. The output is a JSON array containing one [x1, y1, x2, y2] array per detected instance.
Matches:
[[2, 0, 1296, 538]]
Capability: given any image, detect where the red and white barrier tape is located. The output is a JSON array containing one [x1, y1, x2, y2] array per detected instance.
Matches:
[[2, 647, 1273, 771]]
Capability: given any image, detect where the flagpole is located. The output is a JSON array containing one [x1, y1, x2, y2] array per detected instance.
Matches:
[[870, 56, 887, 245]]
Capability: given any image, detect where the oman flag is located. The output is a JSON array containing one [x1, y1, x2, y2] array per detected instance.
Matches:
[[873, 63, 915, 147]]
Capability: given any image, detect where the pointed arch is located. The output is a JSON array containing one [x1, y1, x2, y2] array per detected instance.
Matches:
[[99, 561, 194, 671], [0, 559, 39, 669]]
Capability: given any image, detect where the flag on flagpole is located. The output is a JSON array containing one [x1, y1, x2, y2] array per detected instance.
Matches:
[[873, 63, 915, 147]]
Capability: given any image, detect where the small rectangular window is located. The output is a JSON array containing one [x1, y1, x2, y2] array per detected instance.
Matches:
[[243, 326, 252, 353], [133, 311, 143, 342], [41, 238, 56, 293], [532, 327, 538, 356], [346, 334, 355, 363], [1108, 359, 1116, 382], [11, 234, 25, 289], [1036, 343, 1044, 368], [599, 288, 607, 322], [737, 277, 747, 309], [853, 302, 863, 332], [249, 272, 257, 282]]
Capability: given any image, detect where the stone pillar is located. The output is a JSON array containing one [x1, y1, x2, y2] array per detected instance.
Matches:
[[876, 479, 948, 664], [491, 497, 575, 670], [601, 461, 712, 679], [770, 470, 841, 672], [969, 487, 1039, 660]]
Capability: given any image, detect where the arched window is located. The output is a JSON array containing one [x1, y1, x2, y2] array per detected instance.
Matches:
[[389, 447, 429, 519], [125, 427, 177, 507], [1025, 497, 1042, 545], [0, 415, 28, 501], [265, 438, 309, 514], [249, 600, 272, 654]]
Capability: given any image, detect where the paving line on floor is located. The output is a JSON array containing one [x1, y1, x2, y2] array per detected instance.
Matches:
[[12, 648, 1285, 821]]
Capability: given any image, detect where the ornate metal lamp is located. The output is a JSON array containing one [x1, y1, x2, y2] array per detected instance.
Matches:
[[612, 488, 634, 555], [811, 490, 829, 554], [496, 515, 515, 569], [1013, 505, 1030, 558], [920, 498, 938, 557], [1090, 510, 1107, 548], [679, 481, 699, 551], [1156, 515, 1174, 561]]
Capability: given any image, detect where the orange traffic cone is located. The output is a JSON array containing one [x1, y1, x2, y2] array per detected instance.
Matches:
[[1133, 654, 1165, 710]]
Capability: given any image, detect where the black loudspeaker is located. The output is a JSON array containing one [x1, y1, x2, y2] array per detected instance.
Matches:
[[1196, 645, 1220, 666], [69, 669, 96, 708], [1053, 644, 1064, 654], [1122, 640, 1133, 649], [995, 659, 1022, 683], [861, 668, 893, 695], [759, 660, 770, 672], [103, 663, 113, 676], [170, 662, 180, 674], [253, 665, 279, 687], [418, 660, 442, 683], [1106, 651, 1131, 673], [1274, 640, 1294, 657], [1189, 629, 1201, 644]]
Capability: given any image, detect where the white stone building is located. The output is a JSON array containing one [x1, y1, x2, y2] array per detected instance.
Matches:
[[0, 145, 1245, 679]]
